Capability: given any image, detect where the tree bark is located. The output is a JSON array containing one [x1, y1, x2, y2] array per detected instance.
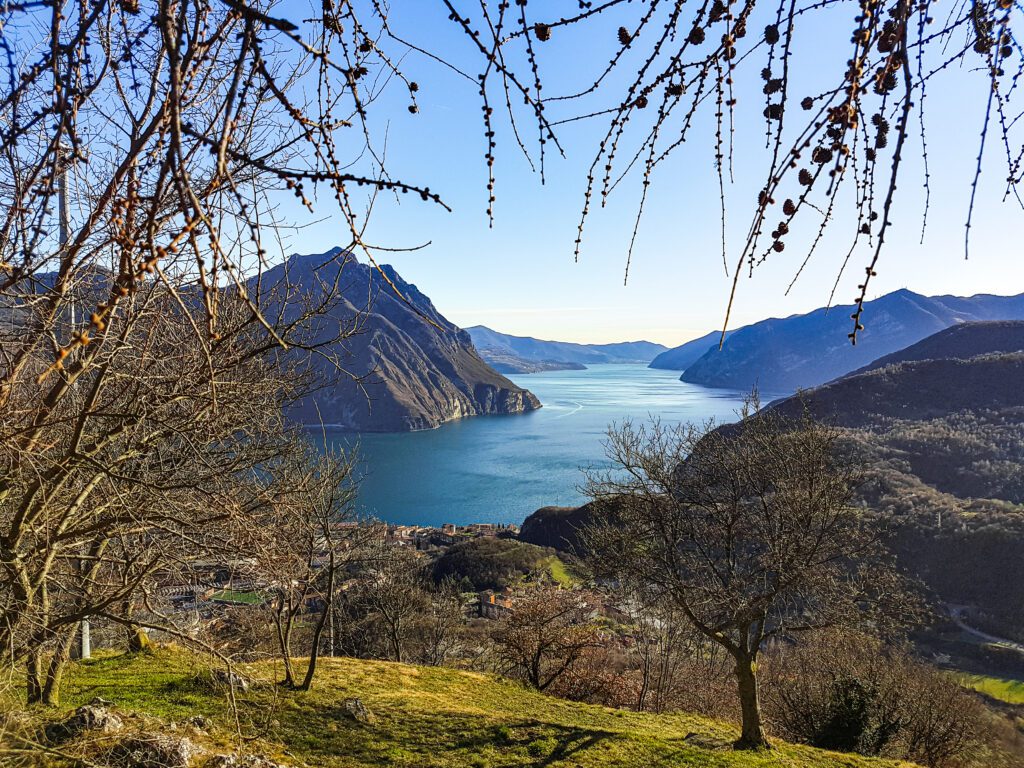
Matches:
[[733, 652, 770, 750], [298, 566, 335, 691], [42, 625, 79, 706], [127, 625, 151, 653], [26, 649, 43, 704], [273, 600, 296, 687]]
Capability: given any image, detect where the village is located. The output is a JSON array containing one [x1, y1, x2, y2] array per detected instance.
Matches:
[[154, 522, 527, 628]]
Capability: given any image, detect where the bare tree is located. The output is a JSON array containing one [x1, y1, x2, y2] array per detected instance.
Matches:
[[415, 578, 468, 668], [616, 580, 730, 715], [254, 440, 364, 690], [0, 0, 420, 705], [489, 583, 603, 692], [585, 405, 920, 749]]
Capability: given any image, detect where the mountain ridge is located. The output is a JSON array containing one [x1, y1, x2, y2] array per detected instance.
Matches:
[[648, 329, 734, 371], [679, 288, 1024, 392], [467, 325, 666, 374], [276, 250, 541, 432]]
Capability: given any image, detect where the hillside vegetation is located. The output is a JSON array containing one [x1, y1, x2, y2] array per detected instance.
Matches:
[[11, 647, 917, 768]]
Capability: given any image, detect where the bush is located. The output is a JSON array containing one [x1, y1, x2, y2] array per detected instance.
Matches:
[[765, 631, 990, 767], [431, 537, 555, 591]]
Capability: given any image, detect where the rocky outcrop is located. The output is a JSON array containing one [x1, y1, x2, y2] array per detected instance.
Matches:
[[271, 249, 541, 432], [341, 697, 377, 725], [108, 734, 198, 768], [47, 703, 125, 741]]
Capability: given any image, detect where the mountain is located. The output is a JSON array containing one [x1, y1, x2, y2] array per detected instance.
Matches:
[[473, 352, 587, 375], [766, 324, 1024, 637], [849, 320, 1024, 376], [769, 351, 1024, 428], [278, 250, 540, 432], [648, 329, 734, 371], [527, 323, 1024, 639], [466, 326, 667, 373], [679, 289, 1024, 392]]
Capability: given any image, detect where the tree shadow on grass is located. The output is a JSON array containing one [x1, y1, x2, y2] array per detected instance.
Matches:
[[280, 703, 619, 766]]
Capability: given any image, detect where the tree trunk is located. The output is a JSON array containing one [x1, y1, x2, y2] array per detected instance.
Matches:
[[298, 568, 335, 691], [390, 625, 403, 663], [637, 645, 651, 712], [26, 650, 43, 704], [42, 625, 78, 706], [733, 652, 769, 750], [127, 625, 151, 653], [273, 601, 296, 687]]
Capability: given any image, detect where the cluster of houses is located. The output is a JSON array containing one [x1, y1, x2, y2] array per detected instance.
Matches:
[[385, 521, 519, 549], [155, 522, 523, 618]]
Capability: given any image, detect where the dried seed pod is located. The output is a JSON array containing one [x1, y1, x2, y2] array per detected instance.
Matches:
[[765, 24, 780, 45], [773, 240, 785, 252], [798, 168, 813, 186], [534, 23, 551, 41], [811, 146, 833, 164], [618, 26, 631, 45], [688, 26, 706, 45], [783, 198, 796, 215]]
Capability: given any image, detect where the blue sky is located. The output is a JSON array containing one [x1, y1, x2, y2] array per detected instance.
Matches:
[[274, 1, 1024, 346]]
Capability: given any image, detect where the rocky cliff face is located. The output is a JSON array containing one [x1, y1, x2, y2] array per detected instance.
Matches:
[[272, 249, 541, 431]]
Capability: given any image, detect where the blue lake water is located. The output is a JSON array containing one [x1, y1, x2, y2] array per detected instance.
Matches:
[[326, 364, 754, 527]]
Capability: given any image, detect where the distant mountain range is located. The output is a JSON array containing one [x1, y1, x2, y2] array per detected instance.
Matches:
[[466, 326, 667, 374], [279, 250, 540, 431], [654, 288, 1024, 392], [648, 330, 733, 371]]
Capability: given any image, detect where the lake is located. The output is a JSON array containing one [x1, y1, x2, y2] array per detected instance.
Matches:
[[326, 364, 754, 527]]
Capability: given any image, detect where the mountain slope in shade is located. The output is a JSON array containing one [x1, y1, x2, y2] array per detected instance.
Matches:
[[680, 289, 1024, 392], [848, 320, 1024, 376], [769, 354, 1024, 428], [466, 325, 666, 373], [648, 329, 734, 371], [766, 320, 1024, 428], [277, 250, 540, 432], [764, 325, 1024, 634]]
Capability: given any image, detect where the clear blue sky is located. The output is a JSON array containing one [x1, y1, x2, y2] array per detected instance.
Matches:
[[274, 1, 1023, 346]]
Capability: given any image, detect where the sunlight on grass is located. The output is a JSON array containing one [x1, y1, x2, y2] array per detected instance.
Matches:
[[961, 674, 1024, 705], [15, 645, 920, 768]]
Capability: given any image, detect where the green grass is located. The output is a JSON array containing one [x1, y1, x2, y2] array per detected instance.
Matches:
[[961, 673, 1024, 705], [24, 646, 919, 767], [208, 588, 264, 605], [544, 555, 573, 587]]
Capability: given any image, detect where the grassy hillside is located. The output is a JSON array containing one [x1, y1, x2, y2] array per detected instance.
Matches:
[[20, 647, 917, 768], [962, 674, 1024, 705]]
